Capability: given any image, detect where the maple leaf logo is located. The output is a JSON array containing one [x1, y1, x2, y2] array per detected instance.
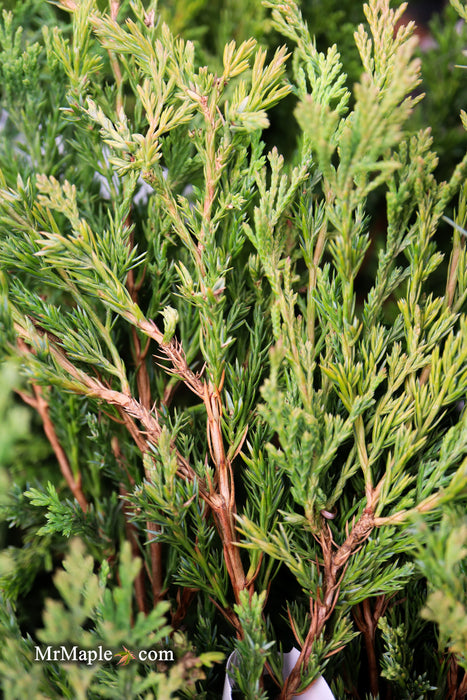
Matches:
[[115, 646, 136, 666]]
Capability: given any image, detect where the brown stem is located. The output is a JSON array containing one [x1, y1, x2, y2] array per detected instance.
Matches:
[[125, 224, 165, 603], [308, 218, 328, 350], [162, 378, 181, 407], [107, 1, 123, 112], [445, 239, 461, 310], [115, 407, 149, 454], [204, 380, 247, 606], [209, 595, 242, 633], [111, 436, 135, 486], [353, 596, 389, 698], [211, 496, 247, 608], [15, 322, 206, 496], [17, 380, 88, 512], [364, 603, 379, 698], [15, 314, 247, 619], [152, 333, 205, 398], [459, 671, 467, 699], [113, 424, 163, 605], [171, 587, 198, 629], [147, 534, 163, 603], [110, 0, 120, 19], [119, 484, 148, 614], [280, 511, 375, 699], [198, 94, 218, 256], [131, 327, 152, 408], [448, 655, 467, 700], [419, 362, 431, 385], [112, 438, 149, 612]]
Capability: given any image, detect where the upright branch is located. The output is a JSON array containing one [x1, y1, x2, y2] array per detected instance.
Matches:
[[281, 510, 375, 698], [205, 379, 248, 605]]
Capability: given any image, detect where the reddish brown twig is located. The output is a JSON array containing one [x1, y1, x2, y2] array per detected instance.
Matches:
[[119, 484, 148, 614], [171, 587, 198, 629], [125, 227, 165, 604], [204, 379, 248, 607], [445, 228, 464, 310], [15, 366, 88, 512], [14, 321, 206, 493], [15, 313, 248, 621], [353, 595, 390, 697], [112, 437, 148, 612], [280, 510, 375, 699], [447, 655, 467, 700]]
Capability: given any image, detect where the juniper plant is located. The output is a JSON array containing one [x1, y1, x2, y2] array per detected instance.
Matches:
[[0, 0, 466, 698]]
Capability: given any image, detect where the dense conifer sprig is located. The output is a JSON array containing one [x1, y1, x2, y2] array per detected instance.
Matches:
[[0, 0, 466, 697]]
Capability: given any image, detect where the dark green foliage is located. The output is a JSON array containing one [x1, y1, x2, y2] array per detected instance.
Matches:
[[0, 0, 466, 698]]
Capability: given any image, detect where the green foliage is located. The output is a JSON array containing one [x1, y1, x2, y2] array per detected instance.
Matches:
[[0, 539, 222, 700], [450, 0, 467, 23], [228, 591, 272, 699], [0, 361, 30, 467], [413, 509, 467, 672], [0, 0, 466, 697], [378, 615, 436, 697]]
